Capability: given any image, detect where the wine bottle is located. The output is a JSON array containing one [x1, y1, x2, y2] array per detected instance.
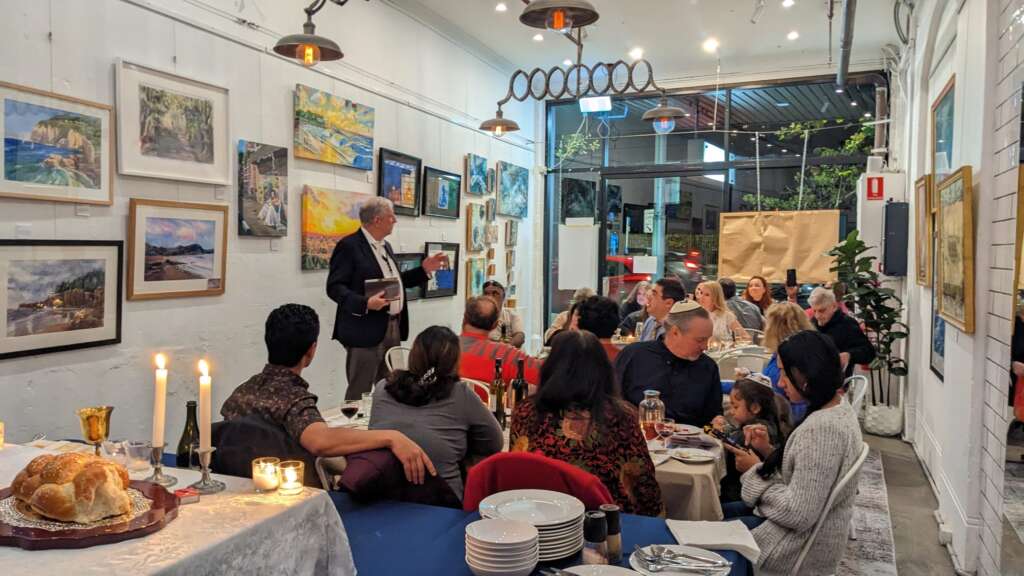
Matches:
[[510, 357, 527, 412], [490, 358, 506, 429], [176, 400, 199, 469]]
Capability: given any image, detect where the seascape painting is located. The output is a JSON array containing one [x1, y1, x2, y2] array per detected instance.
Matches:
[[238, 140, 288, 237], [497, 161, 528, 219], [294, 84, 374, 170], [466, 153, 487, 196], [467, 203, 486, 253], [139, 84, 214, 163], [6, 259, 105, 337], [378, 148, 421, 216], [144, 217, 216, 281], [4, 99, 102, 190], [302, 185, 369, 271]]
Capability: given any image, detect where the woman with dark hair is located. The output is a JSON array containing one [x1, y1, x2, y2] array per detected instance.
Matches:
[[509, 330, 663, 516], [722, 330, 863, 576], [370, 326, 503, 499], [742, 275, 774, 314]]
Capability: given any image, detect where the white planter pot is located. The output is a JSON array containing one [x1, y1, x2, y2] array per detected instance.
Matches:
[[863, 404, 903, 436]]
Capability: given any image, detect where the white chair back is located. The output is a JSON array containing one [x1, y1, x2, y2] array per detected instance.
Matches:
[[716, 348, 772, 378], [792, 441, 870, 574], [742, 329, 766, 346], [844, 375, 869, 415], [384, 346, 410, 372]]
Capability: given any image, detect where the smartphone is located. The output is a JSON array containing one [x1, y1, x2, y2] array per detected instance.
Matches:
[[703, 425, 751, 453], [785, 268, 797, 287]]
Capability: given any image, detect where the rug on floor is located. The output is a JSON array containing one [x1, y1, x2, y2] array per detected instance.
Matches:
[[836, 449, 898, 576], [1006, 460, 1024, 545]]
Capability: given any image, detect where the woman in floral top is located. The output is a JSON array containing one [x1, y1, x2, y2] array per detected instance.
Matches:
[[510, 330, 663, 516]]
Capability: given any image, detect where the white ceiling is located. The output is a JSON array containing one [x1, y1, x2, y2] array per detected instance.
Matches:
[[406, 0, 899, 83]]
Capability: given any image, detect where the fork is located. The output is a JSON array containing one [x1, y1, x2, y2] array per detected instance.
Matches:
[[650, 544, 731, 567], [633, 545, 724, 570], [633, 555, 720, 575]]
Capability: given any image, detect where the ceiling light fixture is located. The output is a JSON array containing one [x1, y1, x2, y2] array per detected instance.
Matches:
[[273, 0, 366, 67], [643, 96, 687, 134], [782, 0, 795, 7], [479, 109, 520, 138], [495, 2, 508, 12], [864, 112, 872, 117], [629, 47, 644, 60], [775, 101, 790, 107], [563, 58, 573, 66], [519, 0, 600, 32], [787, 30, 799, 40], [702, 37, 720, 54], [533, 33, 544, 42]]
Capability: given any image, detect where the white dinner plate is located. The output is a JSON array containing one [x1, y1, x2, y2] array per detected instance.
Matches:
[[673, 424, 702, 436], [465, 518, 539, 546], [479, 490, 585, 527], [466, 555, 537, 574], [466, 540, 539, 559], [465, 550, 538, 569], [536, 519, 584, 537], [670, 447, 716, 464], [538, 535, 585, 558], [628, 545, 731, 576], [538, 530, 583, 544], [564, 566, 641, 575]]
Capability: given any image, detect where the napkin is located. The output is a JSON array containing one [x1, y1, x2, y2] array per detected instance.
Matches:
[[665, 519, 761, 563], [649, 451, 671, 467]]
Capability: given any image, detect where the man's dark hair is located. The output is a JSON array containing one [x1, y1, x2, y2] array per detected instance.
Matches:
[[464, 296, 499, 331], [718, 277, 737, 300], [655, 277, 687, 303], [576, 296, 621, 339], [265, 304, 319, 367]]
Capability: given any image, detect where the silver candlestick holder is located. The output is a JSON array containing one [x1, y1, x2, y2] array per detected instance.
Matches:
[[189, 447, 225, 494], [144, 443, 177, 487]]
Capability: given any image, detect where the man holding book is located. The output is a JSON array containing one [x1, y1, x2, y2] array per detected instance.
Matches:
[[327, 197, 448, 400]]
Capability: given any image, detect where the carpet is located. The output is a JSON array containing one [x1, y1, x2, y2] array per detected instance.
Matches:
[[836, 449, 898, 576], [1006, 460, 1024, 545]]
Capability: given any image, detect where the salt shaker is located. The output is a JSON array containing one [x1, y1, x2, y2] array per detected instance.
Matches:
[[599, 504, 622, 563], [582, 510, 608, 565]]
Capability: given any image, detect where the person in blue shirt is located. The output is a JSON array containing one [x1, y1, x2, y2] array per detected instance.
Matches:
[[761, 301, 814, 422]]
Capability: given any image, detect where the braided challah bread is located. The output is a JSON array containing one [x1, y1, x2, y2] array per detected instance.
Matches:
[[11, 453, 131, 523]]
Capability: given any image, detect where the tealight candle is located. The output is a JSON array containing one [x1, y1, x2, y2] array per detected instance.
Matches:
[[278, 460, 304, 495], [0, 420, 5, 449], [251, 457, 280, 493]]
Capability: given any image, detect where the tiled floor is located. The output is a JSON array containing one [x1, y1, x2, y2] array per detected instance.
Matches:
[[1005, 429, 1024, 574], [1007, 460, 1024, 544]]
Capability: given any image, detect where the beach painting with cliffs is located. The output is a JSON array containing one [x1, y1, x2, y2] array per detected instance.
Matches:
[[4, 99, 102, 189]]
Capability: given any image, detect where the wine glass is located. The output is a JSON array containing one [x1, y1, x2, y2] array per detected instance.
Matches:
[[656, 418, 675, 450], [340, 402, 359, 423], [77, 406, 113, 456]]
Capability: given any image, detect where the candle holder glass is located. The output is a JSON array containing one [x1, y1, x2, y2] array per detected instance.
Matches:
[[278, 460, 305, 495], [144, 443, 178, 487], [251, 457, 281, 493], [189, 447, 226, 494]]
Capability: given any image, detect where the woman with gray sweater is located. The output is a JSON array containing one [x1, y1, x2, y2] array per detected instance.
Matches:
[[370, 326, 503, 500], [724, 330, 863, 576]]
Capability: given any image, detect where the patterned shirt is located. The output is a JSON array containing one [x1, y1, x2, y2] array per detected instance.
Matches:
[[220, 364, 325, 443]]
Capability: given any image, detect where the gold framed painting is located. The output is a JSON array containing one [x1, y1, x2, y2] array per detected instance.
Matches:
[[127, 199, 228, 300], [935, 166, 974, 333], [914, 174, 933, 286]]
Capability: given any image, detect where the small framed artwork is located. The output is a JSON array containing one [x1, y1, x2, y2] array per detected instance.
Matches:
[[467, 203, 486, 252], [293, 84, 374, 170], [935, 166, 974, 333], [425, 242, 460, 298], [485, 198, 496, 222], [506, 249, 516, 269], [487, 167, 496, 193], [128, 199, 228, 300], [466, 153, 488, 196], [422, 166, 461, 219], [466, 257, 486, 298], [238, 140, 288, 237], [115, 60, 230, 185], [487, 263, 496, 277], [484, 224, 498, 246], [505, 220, 518, 247], [378, 148, 422, 217], [394, 253, 425, 301], [1, 240, 123, 360], [914, 174, 932, 286], [486, 247, 496, 261], [0, 81, 114, 205], [496, 161, 528, 219]]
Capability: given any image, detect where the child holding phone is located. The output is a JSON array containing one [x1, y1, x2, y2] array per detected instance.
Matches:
[[712, 377, 787, 502]]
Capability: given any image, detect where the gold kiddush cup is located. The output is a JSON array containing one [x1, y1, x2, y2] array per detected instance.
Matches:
[[77, 406, 113, 456]]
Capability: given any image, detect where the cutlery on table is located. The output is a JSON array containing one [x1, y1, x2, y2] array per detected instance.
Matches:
[[650, 544, 731, 567]]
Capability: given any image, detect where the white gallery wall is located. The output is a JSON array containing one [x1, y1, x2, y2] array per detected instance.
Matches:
[[0, 0, 538, 444]]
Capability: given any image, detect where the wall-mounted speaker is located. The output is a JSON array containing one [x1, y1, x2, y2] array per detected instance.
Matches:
[[882, 201, 909, 277]]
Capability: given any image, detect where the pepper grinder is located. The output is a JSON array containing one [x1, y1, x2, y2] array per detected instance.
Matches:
[[582, 510, 609, 565], [600, 504, 622, 563]]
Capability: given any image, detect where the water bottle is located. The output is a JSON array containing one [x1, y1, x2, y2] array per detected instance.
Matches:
[[638, 390, 665, 441]]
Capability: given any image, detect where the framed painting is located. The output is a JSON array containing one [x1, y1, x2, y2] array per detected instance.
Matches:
[[931, 76, 955, 182], [1, 240, 122, 360], [0, 81, 113, 205], [422, 166, 461, 219], [115, 60, 230, 185], [467, 203, 486, 252], [506, 249, 516, 270], [561, 178, 596, 221], [293, 84, 373, 170], [377, 148, 421, 217], [424, 242, 460, 298], [486, 198, 496, 222], [505, 220, 518, 247], [914, 174, 932, 286], [466, 257, 486, 299], [238, 140, 288, 237], [484, 224, 498, 246], [301, 185, 370, 271], [935, 166, 974, 333], [497, 161, 528, 219], [487, 167, 496, 193], [466, 153, 488, 196], [128, 199, 227, 300], [394, 253, 425, 302]]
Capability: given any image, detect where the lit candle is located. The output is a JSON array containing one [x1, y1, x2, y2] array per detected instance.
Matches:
[[251, 457, 280, 493], [198, 359, 211, 452], [278, 460, 304, 495], [152, 354, 168, 448]]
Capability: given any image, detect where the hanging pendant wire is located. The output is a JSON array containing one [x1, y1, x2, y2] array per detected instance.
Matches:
[[755, 132, 761, 211], [798, 129, 809, 210]]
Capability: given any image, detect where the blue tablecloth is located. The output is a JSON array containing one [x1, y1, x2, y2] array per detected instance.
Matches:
[[330, 492, 750, 576]]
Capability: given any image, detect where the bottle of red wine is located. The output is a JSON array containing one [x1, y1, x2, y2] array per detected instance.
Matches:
[[510, 357, 527, 412], [490, 358, 506, 429], [176, 401, 199, 469]]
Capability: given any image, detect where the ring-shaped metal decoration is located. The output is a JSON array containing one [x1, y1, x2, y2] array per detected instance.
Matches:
[[608, 60, 632, 94], [547, 66, 568, 99], [528, 68, 548, 101], [491, 59, 666, 109], [589, 62, 611, 96], [509, 69, 531, 102], [632, 59, 656, 92]]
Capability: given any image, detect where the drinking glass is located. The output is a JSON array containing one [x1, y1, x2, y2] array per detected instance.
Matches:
[[360, 392, 373, 422], [656, 418, 676, 449], [102, 439, 128, 466], [340, 402, 360, 423], [125, 440, 152, 472]]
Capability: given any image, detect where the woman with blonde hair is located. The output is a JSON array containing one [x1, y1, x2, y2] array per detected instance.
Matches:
[[762, 301, 814, 422], [695, 281, 750, 343]]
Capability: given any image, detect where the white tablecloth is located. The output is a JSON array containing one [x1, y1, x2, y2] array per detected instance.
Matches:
[[0, 444, 355, 576]]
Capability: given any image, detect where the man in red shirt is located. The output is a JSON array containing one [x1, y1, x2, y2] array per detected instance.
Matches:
[[460, 296, 542, 387]]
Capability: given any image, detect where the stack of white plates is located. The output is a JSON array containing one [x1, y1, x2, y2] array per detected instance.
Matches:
[[465, 518, 539, 576], [479, 489, 586, 561]]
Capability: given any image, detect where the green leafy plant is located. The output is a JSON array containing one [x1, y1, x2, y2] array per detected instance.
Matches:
[[828, 230, 908, 406], [554, 132, 600, 165]]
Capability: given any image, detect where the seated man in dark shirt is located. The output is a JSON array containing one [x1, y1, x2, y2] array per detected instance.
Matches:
[[615, 301, 722, 427], [221, 303, 436, 484], [808, 287, 875, 377]]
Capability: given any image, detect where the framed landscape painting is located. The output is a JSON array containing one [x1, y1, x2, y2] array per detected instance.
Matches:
[[128, 199, 228, 300], [467, 203, 486, 252], [301, 185, 370, 271], [466, 153, 487, 196], [914, 174, 932, 286], [0, 81, 113, 205], [424, 242, 460, 298], [497, 161, 528, 219], [293, 84, 374, 170], [394, 253, 424, 301], [115, 60, 230, 185], [1, 240, 122, 360], [378, 148, 421, 217], [935, 166, 974, 333], [238, 140, 288, 237], [422, 166, 461, 219]]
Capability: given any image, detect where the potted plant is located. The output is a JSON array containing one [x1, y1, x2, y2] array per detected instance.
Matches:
[[828, 229, 908, 435]]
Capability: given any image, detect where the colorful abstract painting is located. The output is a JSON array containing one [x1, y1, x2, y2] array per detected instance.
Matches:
[[466, 153, 487, 196], [294, 84, 374, 170], [467, 203, 486, 253], [238, 140, 288, 237], [466, 257, 486, 298], [422, 166, 461, 219], [497, 161, 528, 219], [425, 242, 459, 298], [301, 185, 370, 270], [378, 148, 421, 216]]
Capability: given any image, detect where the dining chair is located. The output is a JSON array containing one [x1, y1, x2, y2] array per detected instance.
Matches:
[[462, 451, 614, 512], [843, 375, 869, 416], [384, 346, 410, 372], [464, 379, 490, 405], [716, 349, 772, 378], [315, 456, 347, 491]]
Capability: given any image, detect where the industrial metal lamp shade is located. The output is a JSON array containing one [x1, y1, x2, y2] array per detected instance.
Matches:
[[642, 97, 686, 123], [480, 110, 520, 137], [520, 0, 599, 31], [273, 21, 343, 66]]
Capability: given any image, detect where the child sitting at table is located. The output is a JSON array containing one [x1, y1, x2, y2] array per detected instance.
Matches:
[[712, 377, 788, 502]]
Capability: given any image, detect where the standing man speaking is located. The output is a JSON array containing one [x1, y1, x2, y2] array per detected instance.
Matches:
[[327, 197, 448, 400]]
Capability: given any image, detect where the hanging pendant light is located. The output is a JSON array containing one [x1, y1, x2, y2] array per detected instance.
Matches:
[[274, 0, 364, 67], [479, 109, 520, 137], [519, 0, 600, 32], [642, 95, 686, 134]]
